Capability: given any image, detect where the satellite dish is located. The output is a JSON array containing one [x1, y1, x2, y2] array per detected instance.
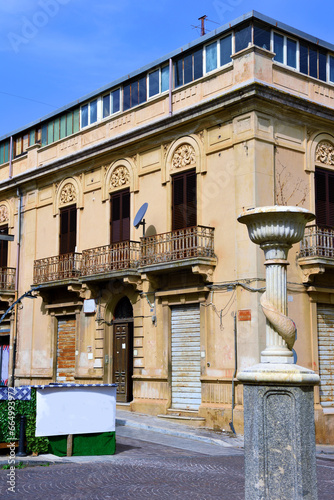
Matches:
[[134, 203, 148, 236]]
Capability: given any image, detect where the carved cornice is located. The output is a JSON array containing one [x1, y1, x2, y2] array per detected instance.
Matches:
[[110, 166, 130, 188], [315, 141, 334, 166], [172, 144, 196, 170]]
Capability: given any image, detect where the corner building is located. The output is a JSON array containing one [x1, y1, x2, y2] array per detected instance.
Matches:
[[1, 11, 334, 443]]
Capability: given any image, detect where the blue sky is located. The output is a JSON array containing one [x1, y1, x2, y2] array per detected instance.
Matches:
[[1, 0, 334, 136]]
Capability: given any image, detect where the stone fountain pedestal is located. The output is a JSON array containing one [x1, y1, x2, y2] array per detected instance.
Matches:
[[237, 206, 319, 500]]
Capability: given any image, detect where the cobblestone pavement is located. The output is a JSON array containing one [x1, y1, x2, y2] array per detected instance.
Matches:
[[0, 436, 333, 499]]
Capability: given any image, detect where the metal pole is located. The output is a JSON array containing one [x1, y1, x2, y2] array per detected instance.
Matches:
[[16, 416, 27, 457]]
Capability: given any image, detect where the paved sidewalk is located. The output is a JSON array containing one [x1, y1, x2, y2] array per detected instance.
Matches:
[[116, 409, 244, 448], [1, 408, 333, 465]]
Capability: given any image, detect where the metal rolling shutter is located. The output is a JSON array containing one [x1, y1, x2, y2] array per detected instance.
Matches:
[[171, 304, 201, 411], [317, 304, 334, 407]]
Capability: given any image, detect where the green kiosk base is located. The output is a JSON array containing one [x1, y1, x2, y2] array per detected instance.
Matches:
[[48, 431, 116, 457]]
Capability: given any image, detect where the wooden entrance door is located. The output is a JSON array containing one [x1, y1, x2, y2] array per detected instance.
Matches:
[[113, 322, 133, 402]]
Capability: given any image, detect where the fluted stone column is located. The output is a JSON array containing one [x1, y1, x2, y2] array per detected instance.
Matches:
[[237, 206, 319, 500]]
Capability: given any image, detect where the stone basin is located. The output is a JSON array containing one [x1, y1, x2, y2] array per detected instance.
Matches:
[[237, 205, 315, 246]]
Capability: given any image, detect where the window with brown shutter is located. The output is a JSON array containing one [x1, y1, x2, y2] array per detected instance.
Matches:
[[0, 226, 8, 268], [172, 169, 197, 230], [315, 168, 334, 228], [110, 189, 130, 243], [59, 205, 77, 255]]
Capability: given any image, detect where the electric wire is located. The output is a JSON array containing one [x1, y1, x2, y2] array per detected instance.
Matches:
[[0, 91, 58, 109]]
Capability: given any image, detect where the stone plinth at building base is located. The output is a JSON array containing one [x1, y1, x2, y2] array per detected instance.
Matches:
[[239, 363, 319, 500]]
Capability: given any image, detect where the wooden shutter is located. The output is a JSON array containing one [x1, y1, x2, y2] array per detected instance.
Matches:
[[111, 189, 130, 243], [59, 205, 76, 255], [315, 168, 334, 228], [172, 170, 197, 230], [0, 226, 8, 268]]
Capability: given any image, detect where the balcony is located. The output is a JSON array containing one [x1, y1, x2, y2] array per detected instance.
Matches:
[[297, 225, 334, 282], [139, 226, 216, 279], [0, 267, 16, 293], [33, 253, 83, 285], [81, 241, 140, 279]]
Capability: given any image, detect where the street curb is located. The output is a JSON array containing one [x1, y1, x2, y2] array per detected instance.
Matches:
[[115, 418, 243, 449], [0, 460, 65, 467]]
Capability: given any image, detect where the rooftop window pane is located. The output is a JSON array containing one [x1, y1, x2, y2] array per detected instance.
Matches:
[[112, 89, 120, 113], [161, 65, 169, 92], [123, 84, 130, 110], [47, 122, 53, 145], [309, 47, 317, 78], [220, 34, 232, 66], [60, 115, 66, 138], [254, 22, 271, 51], [206, 42, 217, 73], [90, 100, 97, 124], [66, 112, 73, 136], [273, 33, 284, 63], [4, 142, 9, 163], [149, 69, 159, 97], [330, 55, 334, 82], [23, 134, 29, 151], [41, 125, 47, 146], [73, 109, 80, 133], [54, 118, 60, 142], [29, 130, 35, 146], [131, 81, 138, 106], [103, 95, 110, 118], [174, 59, 183, 88], [184, 54, 192, 84], [319, 50, 327, 81], [0, 143, 4, 165], [287, 38, 297, 68], [81, 105, 88, 128], [138, 77, 146, 104], [235, 23, 251, 53], [300, 43, 308, 75], [193, 49, 203, 80]]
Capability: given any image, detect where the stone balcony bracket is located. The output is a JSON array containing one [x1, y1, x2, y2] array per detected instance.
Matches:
[[297, 258, 327, 283], [192, 264, 215, 282]]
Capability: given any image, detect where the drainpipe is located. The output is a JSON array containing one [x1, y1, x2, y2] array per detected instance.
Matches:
[[169, 58, 173, 117], [11, 188, 22, 387], [9, 136, 13, 179], [273, 144, 277, 205], [230, 312, 237, 434]]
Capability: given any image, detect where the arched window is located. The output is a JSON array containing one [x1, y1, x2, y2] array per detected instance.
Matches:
[[114, 297, 133, 320]]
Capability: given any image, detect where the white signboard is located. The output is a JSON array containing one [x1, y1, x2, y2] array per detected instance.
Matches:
[[35, 386, 116, 436]]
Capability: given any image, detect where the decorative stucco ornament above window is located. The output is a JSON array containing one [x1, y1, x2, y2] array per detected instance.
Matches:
[[110, 166, 130, 188], [315, 141, 334, 165], [0, 205, 9, 224], [60, 183, 77, 205], [172, 144, 196, 169]]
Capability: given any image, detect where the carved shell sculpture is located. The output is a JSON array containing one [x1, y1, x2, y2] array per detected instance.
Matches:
[[172, 144, 196, 169], [260, 293, 296, 350]]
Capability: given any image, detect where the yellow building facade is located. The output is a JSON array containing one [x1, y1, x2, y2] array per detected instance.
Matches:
[[1, 11, 334, 443]]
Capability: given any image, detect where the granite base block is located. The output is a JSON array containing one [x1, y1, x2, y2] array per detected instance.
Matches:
[[244, 384, 317, 500]]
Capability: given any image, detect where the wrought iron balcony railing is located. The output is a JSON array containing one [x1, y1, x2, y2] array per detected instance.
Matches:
[[298, 225, 334, 259], [33, 253, 83, 285], [0, 267, 16, 292], [140, 225, 215, 267], [81, 241, 140, 276]]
